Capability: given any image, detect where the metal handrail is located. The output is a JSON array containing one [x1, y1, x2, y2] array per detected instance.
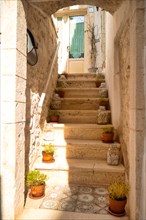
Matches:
[[38, 41, 60, 113]]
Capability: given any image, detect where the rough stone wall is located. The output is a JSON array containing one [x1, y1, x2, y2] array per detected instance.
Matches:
[[118, 24, 130, 174], [94, 8, 106, 69], [132, 8, 145, 220], [1, 0, 27, 218], [105, 1, 145, 219], [24, 2, 58, 171], [30, 0, 124, 15]]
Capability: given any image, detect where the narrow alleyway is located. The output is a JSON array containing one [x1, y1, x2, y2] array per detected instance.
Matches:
[[18, 72, 128, 220]]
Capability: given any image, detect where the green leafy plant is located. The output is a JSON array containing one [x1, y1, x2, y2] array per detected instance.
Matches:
[[108, 180, 129, 200], [55, 87, 64, 91], [103, 127, 114, 134], [26, 170, 47, 187], [43, 143, 55, 154], [85, 22, 99, 67], [48, 110, 61, 116], [96, 73, 105, 81]]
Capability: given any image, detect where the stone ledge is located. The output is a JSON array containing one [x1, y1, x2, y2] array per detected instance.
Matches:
[[17, 208, 129, 220], [35, 158, 125, 173]]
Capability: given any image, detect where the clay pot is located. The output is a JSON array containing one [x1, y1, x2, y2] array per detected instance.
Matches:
[[47, 115, 59, 123], [57, 90, 64, 98], [102, 133, 114, 143], [96, 81, 102, 88], [30, 184, 45, 198], [109, 197, 127, 214], [42, 151, 54, 163], [99, 100, 109, 110]]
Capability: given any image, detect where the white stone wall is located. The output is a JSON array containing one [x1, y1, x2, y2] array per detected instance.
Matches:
[[1, 0, 58, 218], [1, 0, 26, 219], [105, 1, 145, 219]]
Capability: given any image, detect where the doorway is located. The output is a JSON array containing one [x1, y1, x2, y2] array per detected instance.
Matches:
[[67, 15, 84, 73]]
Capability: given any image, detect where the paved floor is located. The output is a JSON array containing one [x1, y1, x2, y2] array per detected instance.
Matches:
[[20, 182, 129, 220], [40, 184, 109, 214]]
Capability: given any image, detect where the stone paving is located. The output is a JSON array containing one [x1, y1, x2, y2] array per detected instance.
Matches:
[[40, 183, 109, 215]]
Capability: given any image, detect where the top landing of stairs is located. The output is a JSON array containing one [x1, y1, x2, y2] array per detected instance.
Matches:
[[63, 73, 97, 80]]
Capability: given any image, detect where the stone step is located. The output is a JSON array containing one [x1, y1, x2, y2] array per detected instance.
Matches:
[[41, 138, 120, 160], [57, 88, 108, 98], [44, 123, 114, 141], [35, 158, 125, 186], [52, 98, 109, 110], [18, 208, 129, 220], [65, 73, 97, 80], [57, 79, 97, 88], [58, 110, 111, 124]]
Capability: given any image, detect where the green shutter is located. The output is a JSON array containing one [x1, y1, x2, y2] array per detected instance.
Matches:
[[69, 16, 84, 58]]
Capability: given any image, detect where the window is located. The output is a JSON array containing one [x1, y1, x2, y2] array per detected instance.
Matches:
[[27, 29, 38, 66], [69, 16, 84, 59]]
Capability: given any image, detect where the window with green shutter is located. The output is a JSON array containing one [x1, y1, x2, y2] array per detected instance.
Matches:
[[69, 16, 84, 59]]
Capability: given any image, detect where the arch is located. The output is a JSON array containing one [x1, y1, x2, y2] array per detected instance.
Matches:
[[28, 0, 124, 15]]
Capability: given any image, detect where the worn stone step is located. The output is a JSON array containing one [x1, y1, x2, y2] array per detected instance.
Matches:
[[18, 208, 129, 220], [58, 110, 111, 124], [35, 158, 125, 186], [52, 98, 109, 110], [56, 140, 120, 160], [44, 123, 114, 140], [57, 88, 108, 98], [57, 79, 97, 88], [41, 137, 120, 160], [65, 73, 97, 80]]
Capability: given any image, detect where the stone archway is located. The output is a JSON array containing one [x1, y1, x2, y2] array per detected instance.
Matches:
[[28, 0, 124, 15]]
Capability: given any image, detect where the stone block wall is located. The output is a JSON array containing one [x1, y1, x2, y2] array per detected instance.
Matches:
[[105, 1, 145, 219], [118, 23, 130, 174], [24, 2, 58, 170], [1, 0, 27, 219]]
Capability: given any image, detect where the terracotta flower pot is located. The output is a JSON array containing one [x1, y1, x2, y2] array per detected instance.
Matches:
[[102, 133, 114, 143], [57, 90, 64, 98], [96, 81, 102, 87], [30, 184, 45, 198], [109, 197, 127, 214], [47, 115, 59, 123], [42, 151, 54, 163]]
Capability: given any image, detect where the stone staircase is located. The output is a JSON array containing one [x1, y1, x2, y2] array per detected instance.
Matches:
[[35, 73, 125, 186]]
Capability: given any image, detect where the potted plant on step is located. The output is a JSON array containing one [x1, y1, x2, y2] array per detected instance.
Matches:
[[42, 143, 55, 163], [55, 87, 65, 98], [102, 127, 114, 143], [108, 179, 129, 216], [47, 110, 60, 123], [26, 170, 47, 199], [96, 73, 105, 87], [99, 98, 109, 110]]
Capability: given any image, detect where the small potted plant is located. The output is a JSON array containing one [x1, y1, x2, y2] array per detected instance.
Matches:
[[99, 98, 109, 110], [108, 179, 129, 216], [96, 73, 105, 87], [26, 170, 48, 199], [47, 110, 60, 123], [102, 127, 114, 143], [42, 143, 55, 163], [55, 87, 65, 98]]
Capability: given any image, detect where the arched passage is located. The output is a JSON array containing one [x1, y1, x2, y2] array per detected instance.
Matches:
[[28, 0, 124, 15], [1, 0, 146, 220]]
